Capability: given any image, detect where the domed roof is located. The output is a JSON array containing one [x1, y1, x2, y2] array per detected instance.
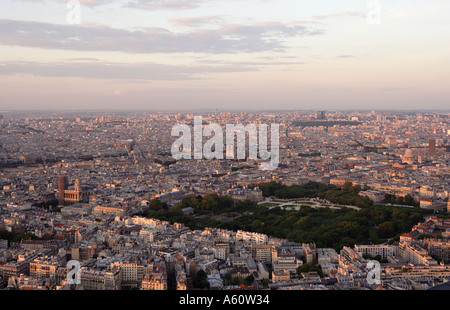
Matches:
[[402, 149, 415, 164], [403, 149, 414, 158]]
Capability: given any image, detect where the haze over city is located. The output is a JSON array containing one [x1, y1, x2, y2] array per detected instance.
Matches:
[[1, 0, 449, 111]]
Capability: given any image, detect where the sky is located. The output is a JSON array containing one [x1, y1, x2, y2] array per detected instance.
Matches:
[[0, 0, 449, 112]]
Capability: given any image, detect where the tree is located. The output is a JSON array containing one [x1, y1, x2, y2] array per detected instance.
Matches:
[[350, 184, 362, 194], [384, 194, 396, 204], [193, 270, 209, 289], [224, 272, 232, 285], [258, 181, 285, 197], [297, 259, 323, 277], [343, 182, 353, 192], [252, 219, 263, 232], [404, 195, 417, 206], [377, 221, 395, 238], [261, 279, 270, 288], [149, 199, 167, 211], [34, 199, 59, 210], [178, 196, 201, 210], [244, 275, 255, 286]]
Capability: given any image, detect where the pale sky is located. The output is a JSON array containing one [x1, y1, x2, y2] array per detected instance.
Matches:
[[0, 0, 449, 111]]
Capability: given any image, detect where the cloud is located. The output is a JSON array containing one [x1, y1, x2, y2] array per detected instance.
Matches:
[[169, 15, 226, 28], [113, 89, 125, 96], [124, 0, 208, 11], [16, 0, 209, 10], [0, 19, 324, 54], [0, 60, 260, 80], [312, 11, 366, 20], [380, 87, 416, 92]]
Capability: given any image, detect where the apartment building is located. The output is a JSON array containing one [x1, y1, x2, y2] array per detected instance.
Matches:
[[212, 242, 230, 261], [29, 259, 59, 280], [2, 261, 29, 281], [111, 261, 146, 288], [272, 270, 290, 283], [317, 248, 339, 266], [80, 268, 105, 290], [141, 273, 167, 290], [272, 247, 302, 273], [385, 265, 450, 283], [302, 243, 317, 264], [251, 244, 274, 264], [175, 264, 187, 290], [104, 267, 122, 290], [236, 230, 268, 245], [354, 244, 398, 259], [398, 242, 438, 266], [422, 239, 450, 263], [78, 267, 121, 290]]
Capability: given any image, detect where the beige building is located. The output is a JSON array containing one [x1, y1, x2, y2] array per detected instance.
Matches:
[[29, 259, 59, 280], [212, 242, 230, 261], [398, 242, 438, 266], [141, 259, 168, 290], [422, 239, 450, 263], [176, 264, 187, 290], [354, 244, 397, 259], [80, 267, 121, 290], [2, 261, 29, 281], [110, 261, 146, 288], [141, 273, 167, 290], [251, 244, 274, 264], [317, 248, 339, 266], [302, 243, 317, 264], [272, 247, 302, 273], [104, 268, 122, 290], [236, 230, 268, 244], [272, 270, 290, 283], [385, 265, 450, 283], [80, 268, 105, 290], [93, 205, 125, 216]]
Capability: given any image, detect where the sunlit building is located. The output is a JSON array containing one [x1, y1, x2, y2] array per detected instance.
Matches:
[[57, 176, 95, 206]]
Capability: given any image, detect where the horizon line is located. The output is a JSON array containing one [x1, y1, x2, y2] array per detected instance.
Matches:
[[1, 108, 450, 114]]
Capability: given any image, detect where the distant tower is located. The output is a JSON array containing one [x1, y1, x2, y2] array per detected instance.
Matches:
[[316, 111, 326, 120], [428, 139, 436, 156], [57, 175, 68, 202], [376, 114, 386, 122], [74, 178, 81, 192]]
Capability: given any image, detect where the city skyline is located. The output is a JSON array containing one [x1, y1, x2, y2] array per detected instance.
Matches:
[[1, 1, 450, 294], [0, 110, 449, 292], [1, 0, 449, 111]]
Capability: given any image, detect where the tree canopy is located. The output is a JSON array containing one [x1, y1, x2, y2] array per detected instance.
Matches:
[[146, 190, 428, 252]]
